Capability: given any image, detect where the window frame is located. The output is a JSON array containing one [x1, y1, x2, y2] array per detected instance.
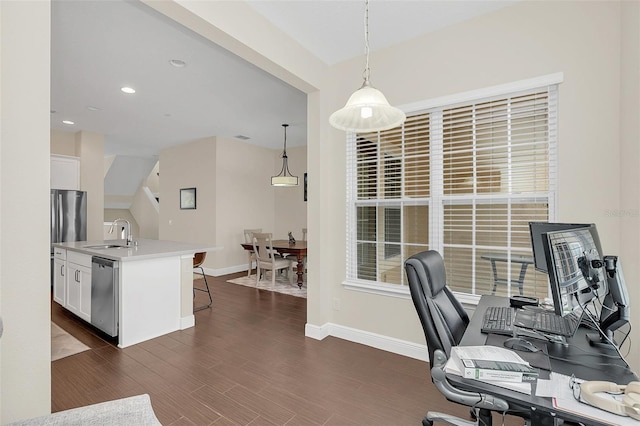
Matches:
[[344, 73, 562, 301]]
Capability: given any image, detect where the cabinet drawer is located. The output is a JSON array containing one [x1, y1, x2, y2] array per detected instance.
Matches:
[[53, 248, 66, 260], [67, 250, 92, 268]]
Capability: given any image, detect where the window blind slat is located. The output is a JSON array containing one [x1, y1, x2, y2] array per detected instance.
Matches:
[[347, 84, 557, 296]]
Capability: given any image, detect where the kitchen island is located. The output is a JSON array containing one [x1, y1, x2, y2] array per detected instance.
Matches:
[[52, 238, 222, 348]]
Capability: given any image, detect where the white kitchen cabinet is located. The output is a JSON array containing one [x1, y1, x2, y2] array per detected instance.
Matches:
[[65, 251, 92, 323], [50, 155, 80, 190], [53, 248, 66, 305]]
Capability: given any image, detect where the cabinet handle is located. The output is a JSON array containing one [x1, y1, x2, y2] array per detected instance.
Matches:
[[61, 265, 64, 276], [75, 270, 80, 282]]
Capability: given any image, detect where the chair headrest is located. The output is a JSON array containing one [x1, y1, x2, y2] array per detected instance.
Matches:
[[406, 250, 448, 297]]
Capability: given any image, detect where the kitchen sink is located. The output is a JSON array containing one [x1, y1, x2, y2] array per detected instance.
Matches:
[[83, 244, 127, 249]]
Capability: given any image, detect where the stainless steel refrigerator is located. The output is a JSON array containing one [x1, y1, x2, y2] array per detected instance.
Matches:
[[51, 189, 87, 256]]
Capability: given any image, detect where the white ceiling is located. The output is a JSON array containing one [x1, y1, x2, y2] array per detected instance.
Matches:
[[50, 0, 517, 159]]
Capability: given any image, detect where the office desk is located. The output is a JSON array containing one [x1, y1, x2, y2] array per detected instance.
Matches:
[[241, 240, 307, 288], [481, 253, 534, 295], [450, 295, 637, 425]]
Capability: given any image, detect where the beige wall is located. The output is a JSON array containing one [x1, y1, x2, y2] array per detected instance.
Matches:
[[50, 128, 76, 155], [145, 161, 160, 196], [0, 0, 52, 422], [50, 129, 105, 241], [75, 131, 105, 240], [320, 1, 640, 364], [214, 137, 273, 271], [273, 144, 307, 241], [619, 0, 640, 366], [130, 186, 159, 239], [160, 137, 217, 246], [1, 3, 638, 422], [158, 136, 308, 275]]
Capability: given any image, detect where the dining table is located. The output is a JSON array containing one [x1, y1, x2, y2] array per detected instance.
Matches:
[[241, 240, 307, 288], [480, 252, 534, 295]]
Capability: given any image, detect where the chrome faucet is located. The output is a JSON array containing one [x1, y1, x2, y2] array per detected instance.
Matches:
[[109, 218, 132, 246]]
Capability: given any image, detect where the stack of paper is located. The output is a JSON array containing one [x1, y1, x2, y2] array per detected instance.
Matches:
[[445, 346, 533, 394]]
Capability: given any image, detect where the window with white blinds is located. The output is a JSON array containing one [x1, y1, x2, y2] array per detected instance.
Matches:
[[346, 83, 558, 299]]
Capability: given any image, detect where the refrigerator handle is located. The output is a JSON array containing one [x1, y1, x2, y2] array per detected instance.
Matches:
[[58, 194, 64, 241]]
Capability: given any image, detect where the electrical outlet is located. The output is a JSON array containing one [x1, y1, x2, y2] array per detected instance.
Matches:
[[332, 297, 341, 311]]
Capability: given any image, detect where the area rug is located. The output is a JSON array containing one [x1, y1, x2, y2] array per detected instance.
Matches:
[[225, 274, 307, 298], [51, 322, 90, 361]]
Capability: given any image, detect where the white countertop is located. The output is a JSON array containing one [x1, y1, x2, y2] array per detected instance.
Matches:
[[53, 238, 222, 262]]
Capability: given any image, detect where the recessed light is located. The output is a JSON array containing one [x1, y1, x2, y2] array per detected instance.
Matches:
[[121, 87, 136, 94], [62, 120, 75, 125], [169, 59, 186, 68], [87, 106, 101, 111]]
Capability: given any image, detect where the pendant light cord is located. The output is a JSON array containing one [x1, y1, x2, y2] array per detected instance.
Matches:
[[363, 0, 371, 83], [272, 123, 298, 185], [279, 124, 292, 176], [282, 124, 288, 157], [328, 0, 407, 132]]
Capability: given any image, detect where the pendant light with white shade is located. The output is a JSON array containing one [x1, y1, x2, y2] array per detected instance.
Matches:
[[271, 124, 299, 186], [329, 0, 406, 133]]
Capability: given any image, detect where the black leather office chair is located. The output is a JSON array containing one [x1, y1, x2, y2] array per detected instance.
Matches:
[[405, 250, 510, 426]]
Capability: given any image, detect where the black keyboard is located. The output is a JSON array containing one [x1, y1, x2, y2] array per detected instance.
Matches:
[[481, 306, 515, 335], [534, 312, 570, 336]]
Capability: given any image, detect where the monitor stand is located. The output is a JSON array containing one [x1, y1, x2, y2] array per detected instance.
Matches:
[[586, 331, 619, 350]]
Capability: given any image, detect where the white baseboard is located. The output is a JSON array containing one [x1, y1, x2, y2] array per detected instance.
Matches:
[[203, 264, 247, 277], [180, 315, 195, 329], [199, 267, 429, 362], [305, 322, 429, 362]]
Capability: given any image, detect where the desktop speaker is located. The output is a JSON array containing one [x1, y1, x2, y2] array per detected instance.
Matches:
[[580, 380, 640, 420]]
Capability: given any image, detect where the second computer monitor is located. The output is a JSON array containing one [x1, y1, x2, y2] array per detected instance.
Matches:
[[529, 222, 601, 273], [541, 225, 603, 316]]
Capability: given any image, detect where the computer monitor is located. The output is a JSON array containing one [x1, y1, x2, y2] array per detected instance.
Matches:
[[529, 222, 600, 273], [541, 225, 603, 316], [530, 222, 630, 348]]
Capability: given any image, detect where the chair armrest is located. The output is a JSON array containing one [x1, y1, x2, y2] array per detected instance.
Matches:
[[432, 349, 510, 412]]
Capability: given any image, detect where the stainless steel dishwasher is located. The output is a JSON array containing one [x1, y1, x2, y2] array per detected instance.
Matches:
[[91, 257, 119, 337]]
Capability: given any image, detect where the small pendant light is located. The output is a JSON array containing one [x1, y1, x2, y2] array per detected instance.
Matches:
[[329, 0, 406, 133], [271, 124, 299, 186]]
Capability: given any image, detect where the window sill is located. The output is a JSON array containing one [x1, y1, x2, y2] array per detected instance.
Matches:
[[342, 279, 411, 299], [342, 279, 483, 308]]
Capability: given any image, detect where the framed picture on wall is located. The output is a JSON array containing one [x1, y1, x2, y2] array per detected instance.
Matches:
[[180, 187, 196, 209], [304, 173, 308, 202]]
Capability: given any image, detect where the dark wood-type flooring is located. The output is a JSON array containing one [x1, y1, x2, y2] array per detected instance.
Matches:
[[52, 271, 524, 425]]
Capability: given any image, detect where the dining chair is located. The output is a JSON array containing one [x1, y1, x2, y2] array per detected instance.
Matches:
[[243, 228, 262, 277], [193, 252, 212, 311], [252, 232, 294, 286], [301, 227, 308, 273]]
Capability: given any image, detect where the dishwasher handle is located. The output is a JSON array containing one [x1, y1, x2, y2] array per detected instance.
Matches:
[[92, 256, 118, 268]]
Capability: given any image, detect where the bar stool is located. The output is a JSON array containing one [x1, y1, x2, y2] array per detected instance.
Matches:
[[193, 252, 212, 311]]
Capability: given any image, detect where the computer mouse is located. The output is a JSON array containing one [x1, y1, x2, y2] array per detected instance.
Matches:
[[503, 337, 540, 353]]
